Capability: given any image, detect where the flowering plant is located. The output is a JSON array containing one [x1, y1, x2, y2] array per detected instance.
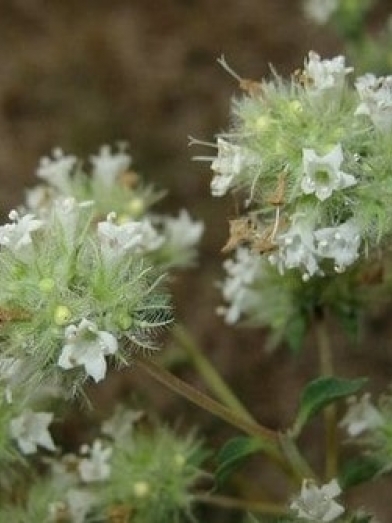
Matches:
[[2, 50, 392, 523]]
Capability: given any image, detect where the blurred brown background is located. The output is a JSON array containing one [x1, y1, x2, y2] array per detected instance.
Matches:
[[1, 0, 392, 521]]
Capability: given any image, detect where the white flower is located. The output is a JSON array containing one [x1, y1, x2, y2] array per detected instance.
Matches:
[[58, 319, 118, 383], [304, 52, 352, 98], [51, 197, 94, 248], [269, 218, 319, 279], [97, 215, 163, 261], [101, 405, 143, 443], [10, 410, 56, 454], [90, 144, 132, 186], [25, 184, 55, 212], [162, 210, 204, 249], [78, 440, 112, 482], [290, 478, 345, 522], [210, 138, 255, 196], [0, 210, 43, 260], [355, 73, 392, 132], [314, 219, 361, 272], [37, 148, 77, 192], [303, 0, 338, 24], [49, 489, 96, 523], [301, 144, 356, 201], [219, 248, 261, 324], [339, 394, 384, 437]]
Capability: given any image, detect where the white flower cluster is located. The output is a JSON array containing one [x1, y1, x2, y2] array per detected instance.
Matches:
[[269, 216, 360, 280], [219, 248, 261, 324]]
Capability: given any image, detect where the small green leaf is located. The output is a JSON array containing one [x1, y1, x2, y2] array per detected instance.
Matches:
[[292, 376, 367, 436], [339, 455, 382, 489], [216, 436, 269, 485]]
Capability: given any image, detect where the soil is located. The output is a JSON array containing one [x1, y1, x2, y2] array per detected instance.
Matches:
[[0, 0, 392, 520]]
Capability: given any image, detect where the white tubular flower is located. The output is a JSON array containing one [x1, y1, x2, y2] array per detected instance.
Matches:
[[90, 144, 132, 186], [314, 219, 361, 272], [301, 144, 356, 201], [162, 209, 204, 249], [25, 184, 55, 212], [37, 148, 77, 192], [303, 0, 338, 24], [51, 197, 94, 247], [10, 410, 56, 454], [101, 405, 143, 443], [355, 73, 392, 132], [304, 52, 352, 97], [290, 479, 345, 522], [78, 440, 112, 483], [269, 218, 319, 280], [97, 215, 163, 261], [58, 319, 118, 383], [0, 210, 43, 260], [339, 393, 384, 437], [219, 248, 261, 324], [210, 138, 254, 196]]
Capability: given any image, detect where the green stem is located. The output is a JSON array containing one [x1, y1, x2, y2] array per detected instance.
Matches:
[[134, 355, 316, 483], [315, 310, 338, 480], [134, 354, 277, 444], [194, 492, 288, 516], [171, 324, 256, 423]]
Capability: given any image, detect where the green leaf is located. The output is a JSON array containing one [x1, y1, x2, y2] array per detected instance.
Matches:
[[292, 376, 367, 436], [339, 455, 382, 489], [216, 436, 269, 486]]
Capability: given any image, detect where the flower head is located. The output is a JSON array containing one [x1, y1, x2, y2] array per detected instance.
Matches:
[[10, 410, 56, 454], [58, 319, 118, 382], [290, 478, 345, 522], [301, 144, 356, 201]]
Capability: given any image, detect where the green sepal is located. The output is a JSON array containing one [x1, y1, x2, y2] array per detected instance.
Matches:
[[292, 376, 367, 437]]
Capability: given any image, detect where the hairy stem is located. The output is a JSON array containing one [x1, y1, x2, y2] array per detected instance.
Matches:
[[172, 324, 256, 423], [315, 309, 338, 480], [194, 492, 288, 515]]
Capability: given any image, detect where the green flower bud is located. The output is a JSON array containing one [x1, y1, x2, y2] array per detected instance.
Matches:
[[133, 481, 150, 498], [127, 197, 145, 218], [39, 277, 55, 293], [54, 305, 72, 326]]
